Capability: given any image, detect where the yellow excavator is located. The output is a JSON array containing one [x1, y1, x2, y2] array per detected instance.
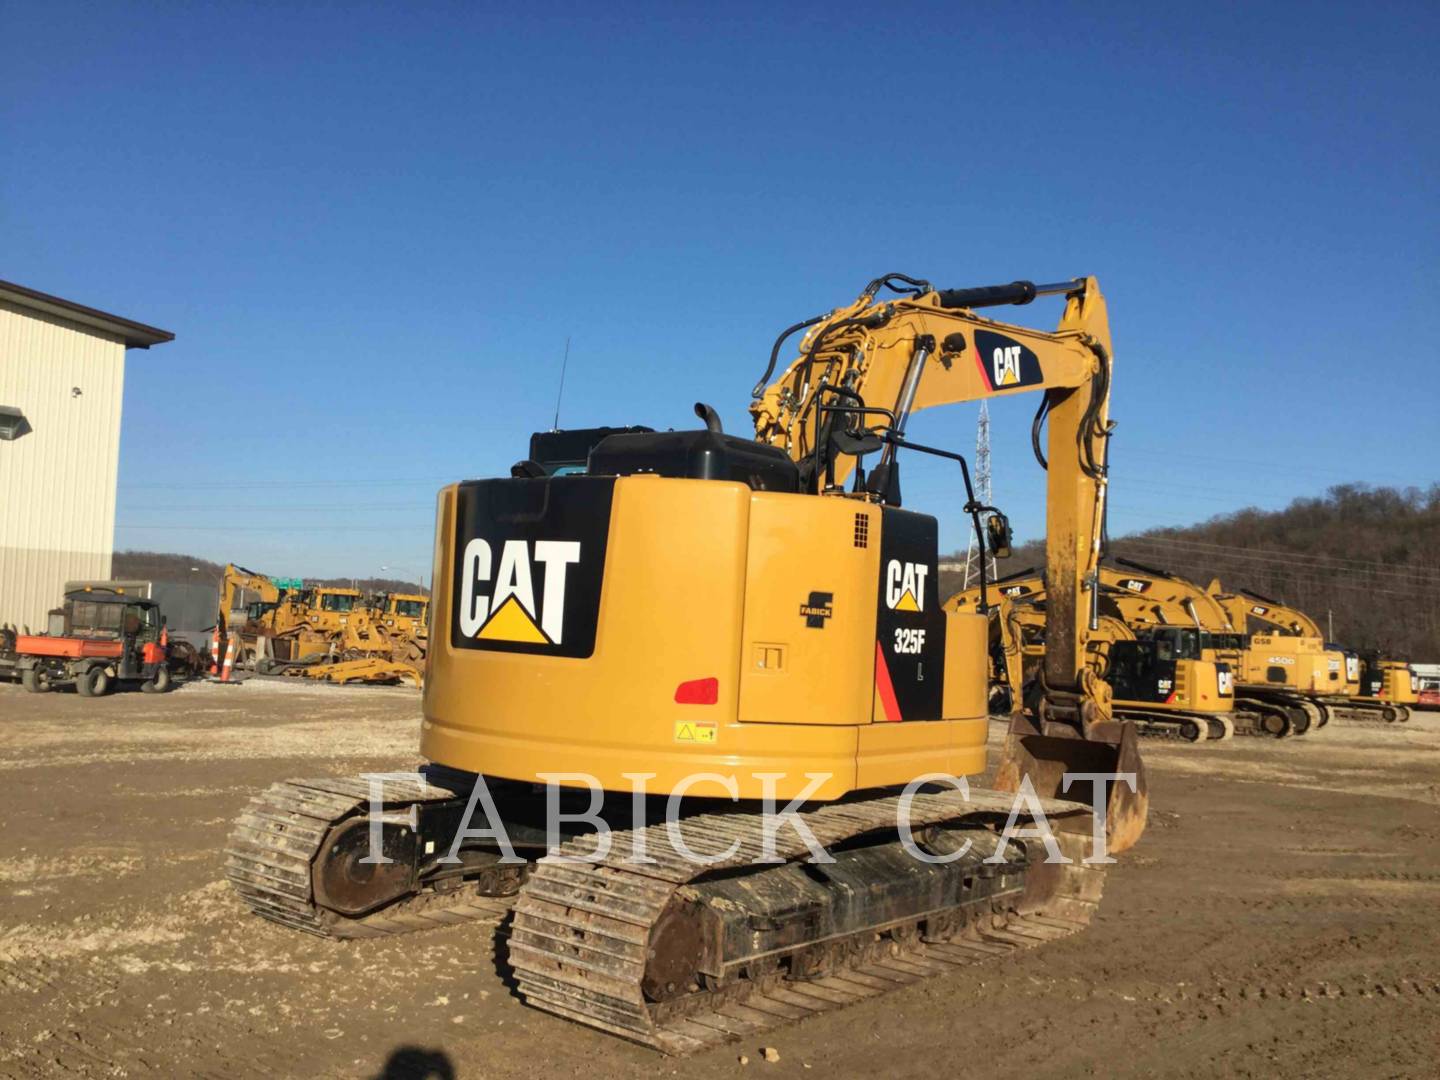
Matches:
[[1358, 657, 1419, 719], [949, 582, 1235, 742], [969, 562, 1325, 736], [217, 564, 325, 666], [1207, 585, 1417, 723], [226, 274, 1148, 1052]]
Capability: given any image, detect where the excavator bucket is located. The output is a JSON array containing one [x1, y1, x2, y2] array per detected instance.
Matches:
[[993, 716, 1149, 856]]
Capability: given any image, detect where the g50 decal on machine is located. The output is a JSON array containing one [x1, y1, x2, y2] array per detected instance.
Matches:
[[873, 508, 945, 722], [451, 478, 613, 658]]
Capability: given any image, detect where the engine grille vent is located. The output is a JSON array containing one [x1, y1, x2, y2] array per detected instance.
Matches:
[[853, 513, 869, 548]]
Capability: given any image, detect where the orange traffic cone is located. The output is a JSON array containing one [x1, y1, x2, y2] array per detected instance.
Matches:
[[220, 634, 238, 683], [209, 626, 222, 674]]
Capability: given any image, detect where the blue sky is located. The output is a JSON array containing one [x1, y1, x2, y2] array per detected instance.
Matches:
[[4, 2, 1436, 583]]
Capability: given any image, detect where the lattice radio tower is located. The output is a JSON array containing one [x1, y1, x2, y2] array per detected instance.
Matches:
[[962, 401, 996, 589]]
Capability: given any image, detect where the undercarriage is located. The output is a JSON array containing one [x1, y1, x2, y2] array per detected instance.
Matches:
[[226, 769, 1104, 1051]]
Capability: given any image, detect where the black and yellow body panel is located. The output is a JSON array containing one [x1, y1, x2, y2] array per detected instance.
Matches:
[[1242, 633, 1333, 693], [422, 474, 988, 801], [1360, 658, 1419, 706], [1106, 643, 1234, 713]]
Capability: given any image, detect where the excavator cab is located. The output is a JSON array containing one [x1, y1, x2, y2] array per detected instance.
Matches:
[[317, 590, 358, 614]]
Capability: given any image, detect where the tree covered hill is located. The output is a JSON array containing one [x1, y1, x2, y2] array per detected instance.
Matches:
[[110, 551, 427, 597], [942, 484, 1439, 660]]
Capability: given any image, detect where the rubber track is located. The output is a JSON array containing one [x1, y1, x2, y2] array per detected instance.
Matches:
[[507, 787, 1105, 1054], [224, 776, 510, 938]]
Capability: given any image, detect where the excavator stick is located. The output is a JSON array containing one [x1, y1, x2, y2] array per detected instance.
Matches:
[[994, 713, 1149, 856]]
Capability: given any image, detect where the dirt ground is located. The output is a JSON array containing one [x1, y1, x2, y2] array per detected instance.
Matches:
[[0, 679, 1437, 1079]]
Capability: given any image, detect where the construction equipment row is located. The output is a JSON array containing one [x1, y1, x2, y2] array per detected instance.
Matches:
[[949, 559, 1418, 742], [214, 564, 428, 686]]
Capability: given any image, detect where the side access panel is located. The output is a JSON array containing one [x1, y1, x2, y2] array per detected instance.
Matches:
[[737, 495, 878, 725]]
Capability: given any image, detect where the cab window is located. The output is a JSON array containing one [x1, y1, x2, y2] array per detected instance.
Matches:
[[70, 601, 124, 636]]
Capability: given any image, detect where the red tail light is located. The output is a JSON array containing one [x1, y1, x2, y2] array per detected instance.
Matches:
[[674, 677, 718, 705]]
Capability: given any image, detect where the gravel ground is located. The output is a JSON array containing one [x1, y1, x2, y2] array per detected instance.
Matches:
[[0, 678, 1437, 1078]]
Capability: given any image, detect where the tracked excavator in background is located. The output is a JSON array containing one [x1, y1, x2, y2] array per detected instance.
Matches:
[[1207, 585, 1417, 723], [215, 564, 328, 666], [1358, 656, 1420, 716], [946, 583, 1235, 742], [962, 562, 1326, 737], [226, 273, 1149, 1052]]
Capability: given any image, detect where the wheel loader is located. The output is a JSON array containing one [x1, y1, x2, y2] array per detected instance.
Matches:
[[225, 273, 1149, 1052]]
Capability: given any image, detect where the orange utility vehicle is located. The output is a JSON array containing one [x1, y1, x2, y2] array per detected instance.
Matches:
[[16, 587, 173, 695]]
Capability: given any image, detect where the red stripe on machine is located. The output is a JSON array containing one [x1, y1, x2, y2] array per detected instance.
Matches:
[[874, 642, 903, 722], [971, 347, 993, 392]]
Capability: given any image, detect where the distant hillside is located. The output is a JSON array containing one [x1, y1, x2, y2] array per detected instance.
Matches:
[[111, 551, 228, 584], [111, 551, 428, 597], [940, 484, 1440, 660]]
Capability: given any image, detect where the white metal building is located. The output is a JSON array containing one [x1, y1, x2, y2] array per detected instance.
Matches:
[[0, 280, 173, 631]]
